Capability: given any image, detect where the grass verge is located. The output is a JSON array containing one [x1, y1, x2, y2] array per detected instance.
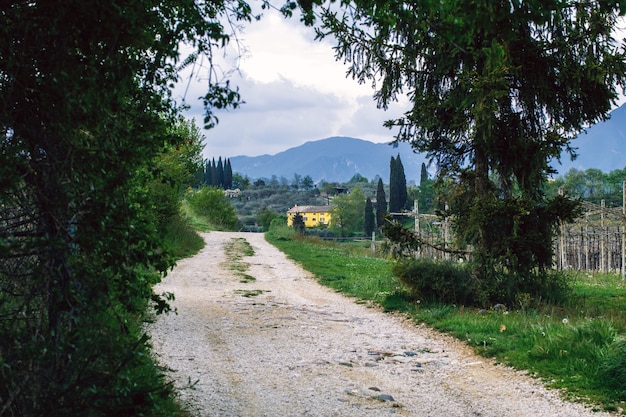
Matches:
[[266, 226, 626, 414]]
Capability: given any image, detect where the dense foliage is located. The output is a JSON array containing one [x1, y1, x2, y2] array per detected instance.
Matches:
[[199, 157, 234, 189], [187, 187, 241, 231], [330, 187, 366, 236], [546, 166, 626, 207], [0, 1, 249, 415], [308, 0, 626, 294]]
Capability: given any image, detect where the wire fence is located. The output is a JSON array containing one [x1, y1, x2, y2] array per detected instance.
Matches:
[[554, 199, 625, 274], [390, 186, 626, 276]]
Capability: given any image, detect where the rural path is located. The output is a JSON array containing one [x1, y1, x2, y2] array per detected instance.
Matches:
[[149, 231, 615, 417]]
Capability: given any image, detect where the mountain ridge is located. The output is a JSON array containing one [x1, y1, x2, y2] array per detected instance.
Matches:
[[230, 105, 626, 183], [231, 136, 429, 184]]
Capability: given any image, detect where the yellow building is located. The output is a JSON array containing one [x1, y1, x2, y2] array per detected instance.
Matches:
[[286, 205, 331, 228]]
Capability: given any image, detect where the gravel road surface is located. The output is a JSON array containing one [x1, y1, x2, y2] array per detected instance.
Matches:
[[149, 231, 616, 417]]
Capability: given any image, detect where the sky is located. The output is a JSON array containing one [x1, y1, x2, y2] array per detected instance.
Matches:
[[173, 8, 626, 160], [173, 9, 408, 159]]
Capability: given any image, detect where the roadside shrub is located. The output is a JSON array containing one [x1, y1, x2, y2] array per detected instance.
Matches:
[[393, 258, 478, 305], [266, 217, 294, 241], [257, 208, 279, 231], [187, 186, 240, 231], [162, 213, 205, 259], [393, 258, 572, 307]]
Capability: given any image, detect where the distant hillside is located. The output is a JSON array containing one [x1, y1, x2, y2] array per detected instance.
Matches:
[[230, 107, 625, 184], [230, 136, 429, 184], [553, 103, 626, 174]]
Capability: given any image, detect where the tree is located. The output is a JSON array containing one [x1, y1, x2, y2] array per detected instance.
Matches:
[[364, 197, 375, 236], [317, 0, 626, 299], [389, 155, 408, 214], [258, 208, 279, 231], [420, 163, 429, 187], [331, 187, 366, 236], [418, 162, 435, 213], [204, 160, 213, 186], [1, 1, 251, 415], [375, 178, 387, 228], [301, 175, 315, 190], [188, 187, 240, 230], [233, 173, 250, 190], [292, 173, 302, 190], [349, 173, 369, 183], [209, 158, 217, 186], [217, 156, 225, 188], [224, 158, 233, 189], [292, 212, 306, 234], [144, 118, 206, 232]]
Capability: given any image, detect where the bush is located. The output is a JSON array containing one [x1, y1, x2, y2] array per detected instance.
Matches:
[[393, 258, 478, 305], [257, 208, 279, 231], [187, 186, 240, 231], [266, 217, 294, 240], [393, 258, 573, 307]]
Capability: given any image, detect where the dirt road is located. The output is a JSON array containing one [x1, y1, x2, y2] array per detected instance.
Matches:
[[149, 231, 615, 417]]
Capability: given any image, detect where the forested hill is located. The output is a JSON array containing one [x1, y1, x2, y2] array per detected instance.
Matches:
[[552, 103, 626, 174], [230, 136, 429, 183]]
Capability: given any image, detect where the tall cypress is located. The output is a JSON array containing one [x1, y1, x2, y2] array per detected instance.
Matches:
[[389, 154, 408, 213], [364, 197, 375, 236], [210, 158, 218, 187], [216, 157, 224, 189], [389, 156, 399, 213], [420, 162, 428, 186], [396, 155, 408, 210], [224, 158, 233, 189], [204, 160, 212, 186], [375, 178, 387, 228]]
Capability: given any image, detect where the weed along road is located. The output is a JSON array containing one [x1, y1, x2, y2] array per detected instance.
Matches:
[[149, 231, 616, 417]]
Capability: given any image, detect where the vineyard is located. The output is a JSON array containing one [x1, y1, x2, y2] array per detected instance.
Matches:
[[405, 186, 626, 276]]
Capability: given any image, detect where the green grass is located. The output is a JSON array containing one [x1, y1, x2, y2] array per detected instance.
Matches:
[[180, 199, 214, 232], [266, 228, 626, 413], [162, 213, 205, 259], [223, 237, 256, 282]]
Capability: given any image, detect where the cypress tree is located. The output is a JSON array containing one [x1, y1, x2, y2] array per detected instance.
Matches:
[[204, 160, 212, 186], [389, 154, 408, 213], [364, 197, 375, 236], [396, 155, 408, 210], [217, 157, 224, 189], [375, 178, 387, 228], [389, 156, 400, 213], [224, 158, 233, 189], [420, 162, 428, 186], [210, 158, 218, 186]]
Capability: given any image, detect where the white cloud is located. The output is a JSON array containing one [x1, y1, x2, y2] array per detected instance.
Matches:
[[172, 9, 403, 159]]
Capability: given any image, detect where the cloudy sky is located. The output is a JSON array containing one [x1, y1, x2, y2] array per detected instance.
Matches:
[[173, 9, 626, 160], [173, 9, 409, 159]]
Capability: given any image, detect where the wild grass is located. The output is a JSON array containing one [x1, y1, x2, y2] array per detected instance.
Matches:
[[223, 237, 256, 283], [162, 213, 205, 259], [180, 199, 213, 232], [265, 229, 626, 413]]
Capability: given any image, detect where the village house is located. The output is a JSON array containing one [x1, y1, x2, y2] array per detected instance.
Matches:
[[286, 205, 331, 228]]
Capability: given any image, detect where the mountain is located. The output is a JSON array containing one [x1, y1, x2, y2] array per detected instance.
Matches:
[[553, 103, 626, 174], [230, 136, 429, 184], [230, 105, 625, 184]]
